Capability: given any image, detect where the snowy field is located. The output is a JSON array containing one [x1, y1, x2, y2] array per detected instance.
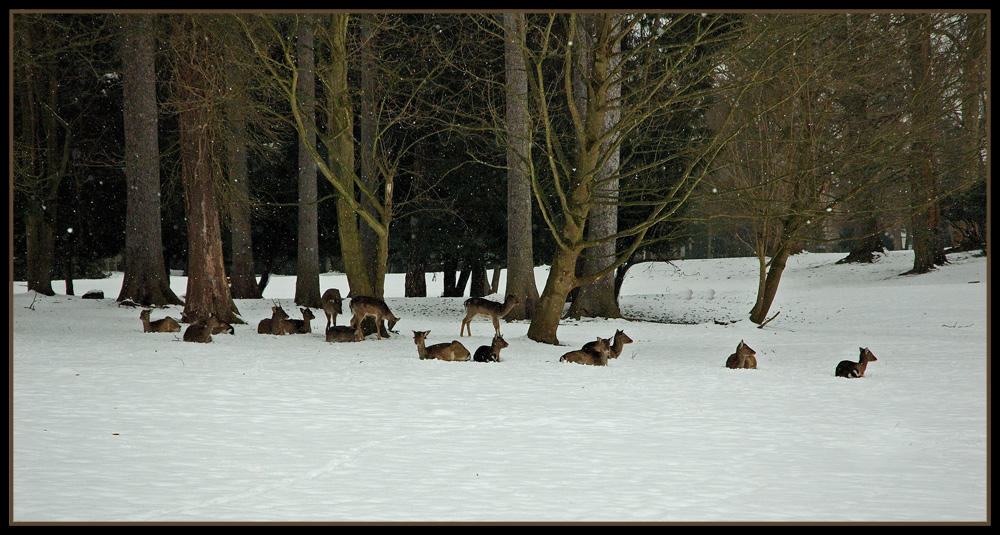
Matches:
[[11, 250, 989, 524]]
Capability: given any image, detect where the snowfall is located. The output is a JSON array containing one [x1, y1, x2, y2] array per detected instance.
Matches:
[[10, 249, 989, 524]]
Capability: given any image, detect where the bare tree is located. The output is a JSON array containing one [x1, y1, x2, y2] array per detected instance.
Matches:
[[294, 15, 322, 307]]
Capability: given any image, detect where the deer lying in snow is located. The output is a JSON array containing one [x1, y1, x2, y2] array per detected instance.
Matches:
[[560, 337, 611, 366], [836, 347, 878, 378], [583, 329, 633, 359], [139, 309, 181, 333], [326, 325, 363, 343], [413, 330, 471, 362], [725, 340, 757, 369], [473, 334, 509, 363], [460, 294, 519, 337], [349, 296, 400, 340], [321, 288, 343, 330], [183, 314, 229, 343], [281, 308, 315, 334], [258, 305, 290, 335]]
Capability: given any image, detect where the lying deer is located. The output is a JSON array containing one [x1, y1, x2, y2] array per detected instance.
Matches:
[[725, 340, 757, 369], [583, 329, 633, 359], [349, 296, 400, 340], [139, 309, 181, 333], [413, 330, 471, 362], [326, 325, 363, 343], [183, 314, 228, 343], [473, 334, 509, 363], [460, 293, 520, 337], [209, 316, 235, 336], [560, 337, 611, 366], [282, 308, 315, 335], [257, 304, 290, 335], [836, 347, 878, 378], [321, 288, 343, 330]]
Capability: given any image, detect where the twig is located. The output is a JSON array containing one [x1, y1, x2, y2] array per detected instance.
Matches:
[[757, 311, 780, 329]]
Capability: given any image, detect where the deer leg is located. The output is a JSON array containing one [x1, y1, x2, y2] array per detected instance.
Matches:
[[492, 316, 500, 337]]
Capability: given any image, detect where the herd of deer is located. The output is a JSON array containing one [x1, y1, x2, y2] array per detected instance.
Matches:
[[138, 291, 877, 377]]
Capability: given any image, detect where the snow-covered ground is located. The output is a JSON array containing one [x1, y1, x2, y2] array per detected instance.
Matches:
[[11, 250, 989, 523]]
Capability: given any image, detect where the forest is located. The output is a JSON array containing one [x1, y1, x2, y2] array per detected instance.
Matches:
[[12, 12, 988, 344]]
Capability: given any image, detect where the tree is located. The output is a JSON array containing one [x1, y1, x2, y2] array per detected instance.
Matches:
[[117, 13, 183, 307], [294, 15, 322, 308]]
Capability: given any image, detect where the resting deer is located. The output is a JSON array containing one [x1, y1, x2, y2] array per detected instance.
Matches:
[[836, 347, 878, 378], [560, 337, 611, 366], [321, 288, 343, 330], [460, 293, 520, 337], [725, 340, 757, 369], [139, 309, 181, 333], [258, 304, 290, 335], [583, 329, 633, 359], [282, 308, 315, 334], [326, 325, 363, 343], [349, 296, 400, 340], [183, 314, 228, 343], [209, 316, 235, 335], [413, 330, 471, 362], [473, 334, 509, 363]]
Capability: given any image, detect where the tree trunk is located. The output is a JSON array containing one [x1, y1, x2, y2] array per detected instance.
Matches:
[[117, 14, 183, 306], [25, 200, 56, 296], [227, 111, 260, 299], [503, 12, 539, 320], [527, 247, 580, 345], [749, 245, 792, 325], [295, 16, 322, 308], [358, 16, 381, 292], [837, 215, 884, 264]]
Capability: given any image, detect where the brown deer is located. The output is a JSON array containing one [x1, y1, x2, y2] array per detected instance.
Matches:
[[321, 288, 343, 330], [349, 296, 400, 340], [836, 347, 878, 378], [183, 314, 228, 343], [460, 293, 520, 337], [281, 308, 316, 334], [326, 325, 363, 343], [257, 305, 290, 335], [725, 340, 757, 369], [583, 329, 633, 359], [139, 309, 181, 333], [413, 330, 471, 362], [473, 334, 509, 363], [560, 337, 611, 366]]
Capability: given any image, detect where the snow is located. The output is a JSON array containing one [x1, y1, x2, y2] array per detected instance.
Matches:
[[11, 250, 989, 523]]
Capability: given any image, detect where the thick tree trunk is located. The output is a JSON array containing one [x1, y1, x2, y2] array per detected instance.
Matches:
[[227, 114, 260, 300], [749, 246, 792, 325], [837, 215, 884, 264], [527, 247, 581, 345], [295, 16, 322, 308], [25, 200, 56, 296]]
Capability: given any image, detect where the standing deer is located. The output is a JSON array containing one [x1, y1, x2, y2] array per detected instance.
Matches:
[[473, 334, 509, 363], [349, 296, 400, 340], [257, 304, 290, 335], [326, 325, 363, 343], [413, 330, 471, 362], [460, 293, 520, 337], [560, 337, 611, 366], [836, 347, 878, 378], [282, 308, 316, 334], [725, 340, 757, 369], [139, 309, 181, 333], [583, 329, 633, 359], [321, 288, 343, 330], [183, 314, 228, 343]]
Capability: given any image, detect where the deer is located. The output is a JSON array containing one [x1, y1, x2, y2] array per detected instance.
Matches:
[[139, 309, 181, 333], [836, 347, 878, 378], [349, 296, 400, 340], [473, 334, 509, 363], [583, 329, 633, 359], [725, 340, 757, 369], [183, 314, 228, 343], [321, 288, 343, 330], [460, 293, 520, 337], [413, 330, 471, 362], [257, 304, 290, 335], [281, 308, 316, 335], [560, 337, 611, 366], [326, 325, 363, 343]]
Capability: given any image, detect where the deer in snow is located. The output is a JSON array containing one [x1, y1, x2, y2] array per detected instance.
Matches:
[[326, 325, 363, 343], [321, 288, 343, 330], [413, 330, 471, 362], [835, 347, 878, 378], [258, 304, 290, 335], [349, 296, 400, 340], [281, 308, 316, 335], [183, 314, 229, 343], [560, 337, 612, 366], [725, 340, 757, 369], [473, 334, 509, 363], [139, 309, 181, 333], [460, 293, 519, 337], [583, 329, 633, 359]]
